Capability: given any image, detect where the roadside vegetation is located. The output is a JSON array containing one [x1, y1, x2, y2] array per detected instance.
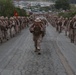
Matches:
[[58, 4, 76, 18], [0, 0, 27, 17], [54, 0, 76, 18]]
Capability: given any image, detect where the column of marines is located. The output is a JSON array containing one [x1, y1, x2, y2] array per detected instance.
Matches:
[[0, 16, 29, 43], [47, 13, 76, 43]]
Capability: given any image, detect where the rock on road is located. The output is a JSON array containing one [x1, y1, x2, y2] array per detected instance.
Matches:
[[0, 23, 70, 75]]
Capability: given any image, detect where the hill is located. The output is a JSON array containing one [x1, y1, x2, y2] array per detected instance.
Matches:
[[14, 0, 76, 3]]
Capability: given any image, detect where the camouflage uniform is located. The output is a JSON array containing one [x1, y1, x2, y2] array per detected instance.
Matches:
[[30, 18, 44, 54], [72, 19, 76, 43], [63, 18, 69, 36], [69, 19, 75, 43], [0, 18, 3, 43]]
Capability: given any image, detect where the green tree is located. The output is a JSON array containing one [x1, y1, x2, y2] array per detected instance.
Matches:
[[0, 0, 14, 16], [55, 0, 70, 10], [0, 0, 27, 17]]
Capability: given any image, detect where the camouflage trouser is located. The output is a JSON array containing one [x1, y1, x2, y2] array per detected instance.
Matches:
[[73, 29, 76, 43], [58, 25, 62, 33], [10, 27, 15, 37], [33, 34, 42, 52], [70, 29, 75, 43], [7, 28, 11, 39], [65, 26, 68, 36], [56, 25, 58, 31], [0, 29, 3, 43], [15, 25, 19, 33]]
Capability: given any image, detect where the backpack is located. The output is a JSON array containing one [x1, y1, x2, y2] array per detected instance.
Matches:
[[64, 20, 67, 26], [33, 25, 42, 36], [59, 21, 62, 26], [73, 22, 76, 29], [70, 21, 74, 29]]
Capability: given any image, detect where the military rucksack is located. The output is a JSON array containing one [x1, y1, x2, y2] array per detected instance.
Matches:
[[73, 22, 76, 29], [59, 21, 62, 26], [33, 25, 42, 36], [70, 20, 74, 29]]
